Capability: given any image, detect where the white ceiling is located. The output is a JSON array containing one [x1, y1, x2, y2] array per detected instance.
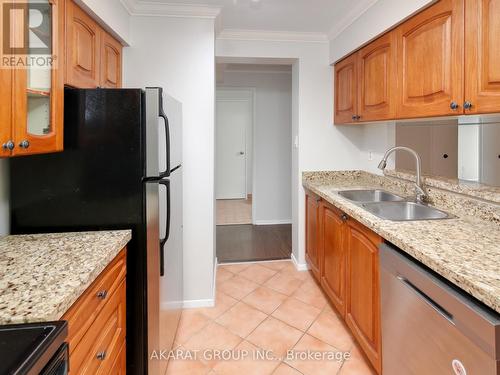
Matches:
[[127, 0, 378, 36]]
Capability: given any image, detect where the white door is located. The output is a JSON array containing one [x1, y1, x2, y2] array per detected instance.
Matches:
[[216, 98, 251, 199]]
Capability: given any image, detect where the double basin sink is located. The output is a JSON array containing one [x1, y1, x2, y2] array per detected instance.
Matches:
[[338, 190, 449, 221]]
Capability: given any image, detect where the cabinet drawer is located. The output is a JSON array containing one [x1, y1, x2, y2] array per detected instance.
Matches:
[[70, 279, 126, 374], [63, 249, 126, 353]]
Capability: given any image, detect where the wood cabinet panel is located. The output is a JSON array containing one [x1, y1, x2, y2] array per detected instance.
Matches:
[[465, 0, 500, 113], [334, 54, 358, 124], [395, 0, 464, 118], [345, 219, 382, 374], [70, 279, 126, 375], [320, 203, 346, 317], [0, 69, 13, 158], [358, 33, 397, 122], [3, 0, 64, 157], [63, 249, 126, 354], [110, 341, 127, 375], [66, 0, 101, 88], [100, 32, 122, 88], [305, 191, 321, 280]]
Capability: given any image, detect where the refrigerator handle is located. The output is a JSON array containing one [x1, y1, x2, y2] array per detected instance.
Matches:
[[159, 180, 171, 277], [158, 91, 171, 178]]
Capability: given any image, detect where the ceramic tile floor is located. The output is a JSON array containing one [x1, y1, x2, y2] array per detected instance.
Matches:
[[167, 261, 376, 375], [216, 198, 252, 225]]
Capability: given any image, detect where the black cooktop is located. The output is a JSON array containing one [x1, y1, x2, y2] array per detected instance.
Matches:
[[0, 321, 67, 375]]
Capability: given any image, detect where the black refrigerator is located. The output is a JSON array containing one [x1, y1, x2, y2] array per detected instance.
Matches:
[[9, 87, 184, 375]]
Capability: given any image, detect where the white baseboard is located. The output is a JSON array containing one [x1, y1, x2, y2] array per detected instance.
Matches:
[[183, 299, 215, 308], [291, 253, 309, 271], [161, 301, 184, 310], [254, 219, 292, 225]]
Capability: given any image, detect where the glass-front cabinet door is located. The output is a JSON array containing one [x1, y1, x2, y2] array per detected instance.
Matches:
[[10, 0, 64, 156]]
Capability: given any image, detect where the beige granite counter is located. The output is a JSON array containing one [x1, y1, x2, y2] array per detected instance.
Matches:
[[0, 230, 131, 325], [303, 171, 500, 313]]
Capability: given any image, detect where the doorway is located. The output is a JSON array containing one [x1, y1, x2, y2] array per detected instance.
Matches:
[[215, 63, 293, 263], [216, 88, 254, 226]]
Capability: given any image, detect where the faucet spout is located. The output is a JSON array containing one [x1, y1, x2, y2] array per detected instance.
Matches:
[[377, 146, 427, 203]]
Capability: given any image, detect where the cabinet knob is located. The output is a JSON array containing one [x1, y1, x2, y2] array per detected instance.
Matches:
[[450, 101, 459, 110], [463, 101, 473, 110], [351, 115, 359, 121], [2, 140, 14, 151], [18, 140, 30, 149], [97, 290, 108, 300], [341, 213, 348, 221], [96, 351, 107, 361]]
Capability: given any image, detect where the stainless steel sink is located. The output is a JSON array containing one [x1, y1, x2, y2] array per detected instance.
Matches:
[[360, 201, 449, 221], [338, 189, 405, 203]]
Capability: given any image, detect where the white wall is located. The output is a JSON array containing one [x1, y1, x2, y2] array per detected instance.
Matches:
[[218, 71, 292, 224], [124, 16, 216, 305], [76, 0, 131, 44], [0, 160, 8, 235], [216, 38, 362, 266], [458, 125, 480, 181]]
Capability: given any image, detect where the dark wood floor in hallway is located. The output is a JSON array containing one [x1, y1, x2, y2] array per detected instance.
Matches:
[[216, 224, 292, 263]]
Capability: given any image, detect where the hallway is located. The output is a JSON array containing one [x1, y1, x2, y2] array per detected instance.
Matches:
[[216, 224, 292, 263]]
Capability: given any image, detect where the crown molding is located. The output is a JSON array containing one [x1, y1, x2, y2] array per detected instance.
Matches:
[[120, 0, 222, 19], [328, 0, 379, 40], [217, 29, 328, 43]]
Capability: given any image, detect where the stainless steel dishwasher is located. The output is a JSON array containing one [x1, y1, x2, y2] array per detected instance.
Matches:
[[380, 243, 500, 375]]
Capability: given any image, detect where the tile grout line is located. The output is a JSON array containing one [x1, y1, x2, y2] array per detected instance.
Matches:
[[181, 263, 359, 375]]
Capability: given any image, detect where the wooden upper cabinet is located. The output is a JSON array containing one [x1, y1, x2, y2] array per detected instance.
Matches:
[[334, 54, 358, 124], [305, 191, 321, 280], [320, 204, 346, 317], [9, 0, 64, 156], [0, 69, 13, 158], [100, 32, 122, 88], [66, 1, 101, 88], [464, 0, 500, 113], [345, 219, 382, 374], [395, 0, 464, 118], [357, 33, 397, 122]]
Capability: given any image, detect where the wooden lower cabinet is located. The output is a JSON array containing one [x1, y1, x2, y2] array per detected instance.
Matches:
[[62, 248, 127, 374], [110, 342, 127, 375], [320, 203, 347, 318], [305, 190, 321, 280], [305, 195, 382, 374], [345, 219, 382, 374]]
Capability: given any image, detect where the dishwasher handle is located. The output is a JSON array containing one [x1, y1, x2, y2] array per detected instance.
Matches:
[[397, 275, 455, 325]]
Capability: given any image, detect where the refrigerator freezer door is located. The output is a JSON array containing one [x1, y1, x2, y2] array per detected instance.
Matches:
[[158, 169, 183, 373], [162, 93, 183, 170], [145, 88, 162, 178]]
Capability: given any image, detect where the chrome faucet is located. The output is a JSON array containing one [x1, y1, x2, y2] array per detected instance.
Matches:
[[377, 146, 428, 204]]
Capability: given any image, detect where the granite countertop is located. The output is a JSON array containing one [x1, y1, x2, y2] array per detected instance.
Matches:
[[0, 230, 132, 325], [303, 171, 500, 314]]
